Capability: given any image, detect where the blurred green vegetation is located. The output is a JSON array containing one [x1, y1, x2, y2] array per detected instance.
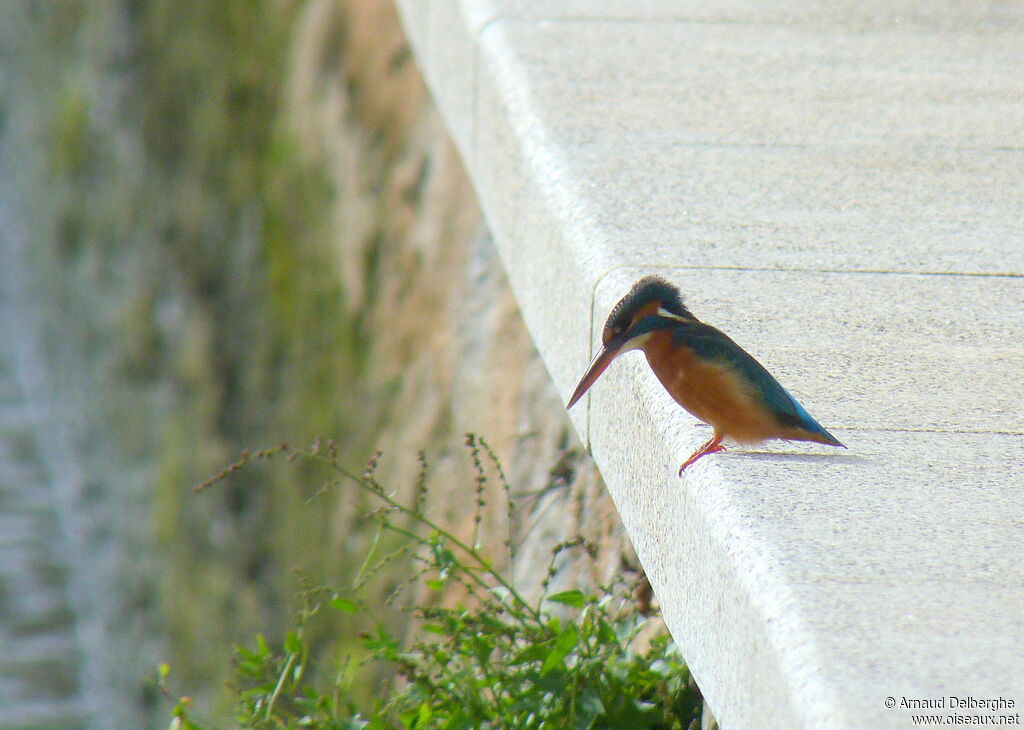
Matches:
[[33, 0, 372, 720], [131, 0, 367, 716], [17, 1, 662, 726], [161, 441, 701, 730]]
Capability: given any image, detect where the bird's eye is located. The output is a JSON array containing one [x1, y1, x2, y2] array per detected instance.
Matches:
[[602, 325, 624, 346]]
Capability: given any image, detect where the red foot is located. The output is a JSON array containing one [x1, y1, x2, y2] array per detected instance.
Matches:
[[678, 434, 725, 475]]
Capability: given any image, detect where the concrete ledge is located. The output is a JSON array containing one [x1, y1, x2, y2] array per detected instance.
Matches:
[[396, 2, 1024, 727]]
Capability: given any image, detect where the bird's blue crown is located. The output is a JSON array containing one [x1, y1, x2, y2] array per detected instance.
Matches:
[[606, 275, 692, 331]]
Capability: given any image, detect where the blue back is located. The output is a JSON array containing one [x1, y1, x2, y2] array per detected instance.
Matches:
[[648, 317, 840, 442]]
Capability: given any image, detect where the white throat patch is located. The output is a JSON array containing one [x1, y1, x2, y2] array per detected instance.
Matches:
[[620, 331, 652, 353]]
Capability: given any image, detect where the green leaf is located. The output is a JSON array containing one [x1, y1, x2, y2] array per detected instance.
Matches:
[[331, 596, 359, 614], [472, 637, 493, 667], [284, 630, 302, 654], [597, 618, 618, 645], [440, 706, 471, 730], [417, 700, 432, 724], [432, 541, 458, 571], [541, 623, 579, 675], [512, 643, 549, 666], [256, 634, 270, 656], [546, 590, 586, 608], [398, 708, 417, 727]]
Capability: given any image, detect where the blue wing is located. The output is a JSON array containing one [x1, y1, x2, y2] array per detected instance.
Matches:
[[670, 320, 843, 445]]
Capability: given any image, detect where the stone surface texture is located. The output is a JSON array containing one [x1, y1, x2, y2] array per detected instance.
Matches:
[[396, 1, 1024, 728]]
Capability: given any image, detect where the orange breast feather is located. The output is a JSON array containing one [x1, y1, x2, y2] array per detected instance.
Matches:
[[642, 330, 790, 444]]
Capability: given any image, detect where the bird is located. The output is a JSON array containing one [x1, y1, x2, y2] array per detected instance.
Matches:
[[566, 275, 844, 474]]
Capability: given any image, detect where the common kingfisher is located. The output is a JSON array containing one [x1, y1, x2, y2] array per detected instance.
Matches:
[[566, 276, 845, 474]]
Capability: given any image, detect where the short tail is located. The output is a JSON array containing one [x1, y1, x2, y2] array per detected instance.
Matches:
[[805, 425, 845, 448]]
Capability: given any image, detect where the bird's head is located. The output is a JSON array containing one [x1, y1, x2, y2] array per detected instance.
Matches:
[[566, 276, 693, 409]]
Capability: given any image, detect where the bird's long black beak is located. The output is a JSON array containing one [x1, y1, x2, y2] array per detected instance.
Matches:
[[566, 332, 628, 409]]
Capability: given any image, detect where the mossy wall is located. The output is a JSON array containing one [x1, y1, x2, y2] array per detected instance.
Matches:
[[1, 0, 634, 726]]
